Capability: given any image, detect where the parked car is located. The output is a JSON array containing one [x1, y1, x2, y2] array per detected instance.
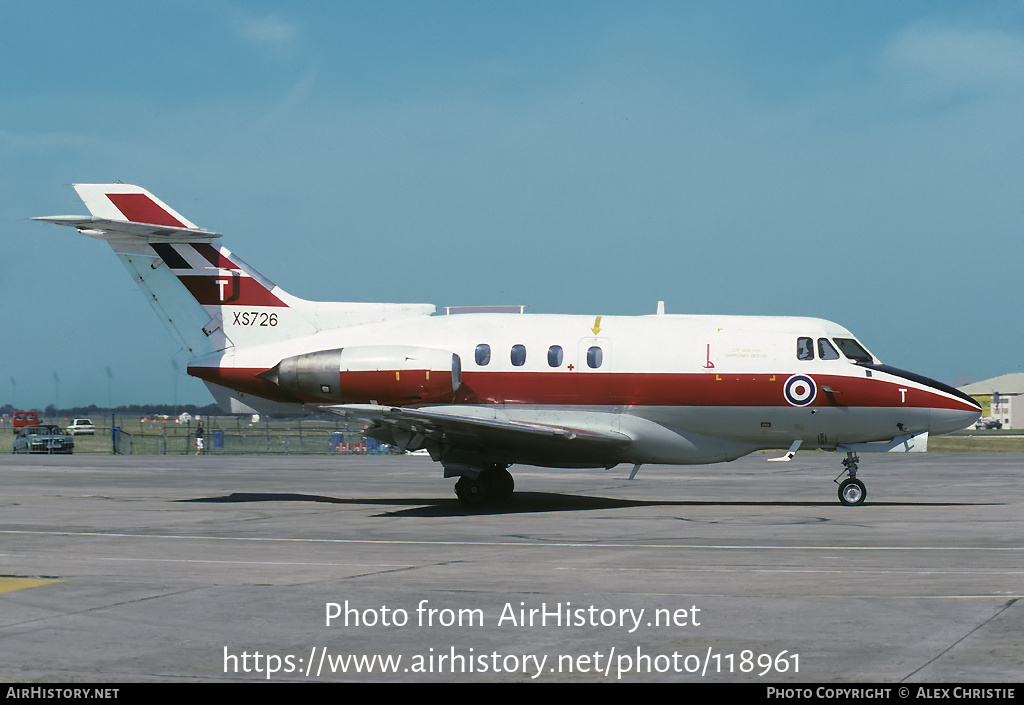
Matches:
[[13, 425, 74, 454], [12, 410, 39, 434], [67, 418, 96, 435]]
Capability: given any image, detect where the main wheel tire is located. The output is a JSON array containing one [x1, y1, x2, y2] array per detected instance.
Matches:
[[483, 467, 514, 502], [838, 478, 866, 506], [454, 476, 488, 506]]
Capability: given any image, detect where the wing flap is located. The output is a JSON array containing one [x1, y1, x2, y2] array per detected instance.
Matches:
[[325, 404, 632, 466]]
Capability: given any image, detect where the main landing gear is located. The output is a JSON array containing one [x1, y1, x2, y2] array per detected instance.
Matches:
[[453, 464, 515, 506], [835, 452, 866, 506]]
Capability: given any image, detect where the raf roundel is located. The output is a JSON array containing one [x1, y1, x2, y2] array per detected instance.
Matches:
[[783, 374, 817, 407]]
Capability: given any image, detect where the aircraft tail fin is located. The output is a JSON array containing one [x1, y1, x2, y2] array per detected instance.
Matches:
[[35, 184, 435, 362], [34, 184, 305, 359], [35, 183, 218, 242]]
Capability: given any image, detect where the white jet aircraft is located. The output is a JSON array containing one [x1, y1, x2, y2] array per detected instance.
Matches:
[[35, 184, 981, 506]]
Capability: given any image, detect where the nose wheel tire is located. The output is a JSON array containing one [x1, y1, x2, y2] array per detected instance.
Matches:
[[838, 478, 866, 506]]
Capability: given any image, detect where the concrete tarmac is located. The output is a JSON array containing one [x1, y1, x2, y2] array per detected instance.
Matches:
[[1, 452, 1021, 683]]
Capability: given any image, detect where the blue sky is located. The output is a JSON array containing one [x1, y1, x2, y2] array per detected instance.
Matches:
[[3, 1, 1023, 409]]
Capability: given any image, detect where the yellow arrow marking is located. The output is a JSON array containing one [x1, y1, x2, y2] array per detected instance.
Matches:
[[592, 316, 602, 334]]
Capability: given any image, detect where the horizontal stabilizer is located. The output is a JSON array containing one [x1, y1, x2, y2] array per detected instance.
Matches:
[[32, 215, 221, 242]]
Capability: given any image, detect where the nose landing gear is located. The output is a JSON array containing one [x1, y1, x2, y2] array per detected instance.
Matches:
[[835, 452, 867, 506]]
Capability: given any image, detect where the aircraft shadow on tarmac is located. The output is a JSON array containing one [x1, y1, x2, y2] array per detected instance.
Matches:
[[178, 492, 989, 517]]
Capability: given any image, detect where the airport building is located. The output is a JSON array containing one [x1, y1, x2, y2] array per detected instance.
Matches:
[[958, 373, 1024, 429]]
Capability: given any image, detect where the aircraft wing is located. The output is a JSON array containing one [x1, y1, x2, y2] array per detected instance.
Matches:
[[325, 404, 632, 467]]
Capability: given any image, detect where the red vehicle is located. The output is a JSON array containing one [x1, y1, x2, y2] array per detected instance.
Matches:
[[12, 410, 40, 434]]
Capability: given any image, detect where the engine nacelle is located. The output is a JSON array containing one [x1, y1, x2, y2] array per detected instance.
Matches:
[[260, 346, 462, 405]]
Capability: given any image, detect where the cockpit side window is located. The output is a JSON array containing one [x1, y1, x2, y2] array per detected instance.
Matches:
[[832, 338, 872, 362], [796, 337, 814, 360], [817, 338, 840, 360]]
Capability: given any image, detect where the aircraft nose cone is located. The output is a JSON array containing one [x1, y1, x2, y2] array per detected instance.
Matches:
[[930, 405, 982, 436], [862, 363, 981, 435], [921, 379, 981, 435], [914, 374, 981, 435]]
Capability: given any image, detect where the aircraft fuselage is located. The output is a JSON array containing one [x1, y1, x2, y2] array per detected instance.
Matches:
[[36, 183, 982, 505], [186, 311, 979, 467]]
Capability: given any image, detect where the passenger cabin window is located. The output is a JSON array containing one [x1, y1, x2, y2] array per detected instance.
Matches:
[[511, 344, 527, 367], [796, 337, 814, 360], [833, 338, 872, 362], [475, 344, 491, 366], [587, 346, 603, 369], [817, 338, 840, 360], [548, 345, 563, 367]]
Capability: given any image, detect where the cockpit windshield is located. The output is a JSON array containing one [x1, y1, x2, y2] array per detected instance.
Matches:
[[832, 338, 872, 362]]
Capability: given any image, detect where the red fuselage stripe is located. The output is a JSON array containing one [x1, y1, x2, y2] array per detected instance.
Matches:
[[188, 367, 978, 411]]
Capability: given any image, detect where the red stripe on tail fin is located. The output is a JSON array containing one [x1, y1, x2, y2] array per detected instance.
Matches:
[[106, 193, 186, 227]]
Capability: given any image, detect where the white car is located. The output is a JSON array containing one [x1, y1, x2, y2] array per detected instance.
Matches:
[[67, 419, 95, 436]]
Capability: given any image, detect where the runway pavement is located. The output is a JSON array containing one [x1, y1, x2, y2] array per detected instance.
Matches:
[[1, 452, 1021, 682]]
